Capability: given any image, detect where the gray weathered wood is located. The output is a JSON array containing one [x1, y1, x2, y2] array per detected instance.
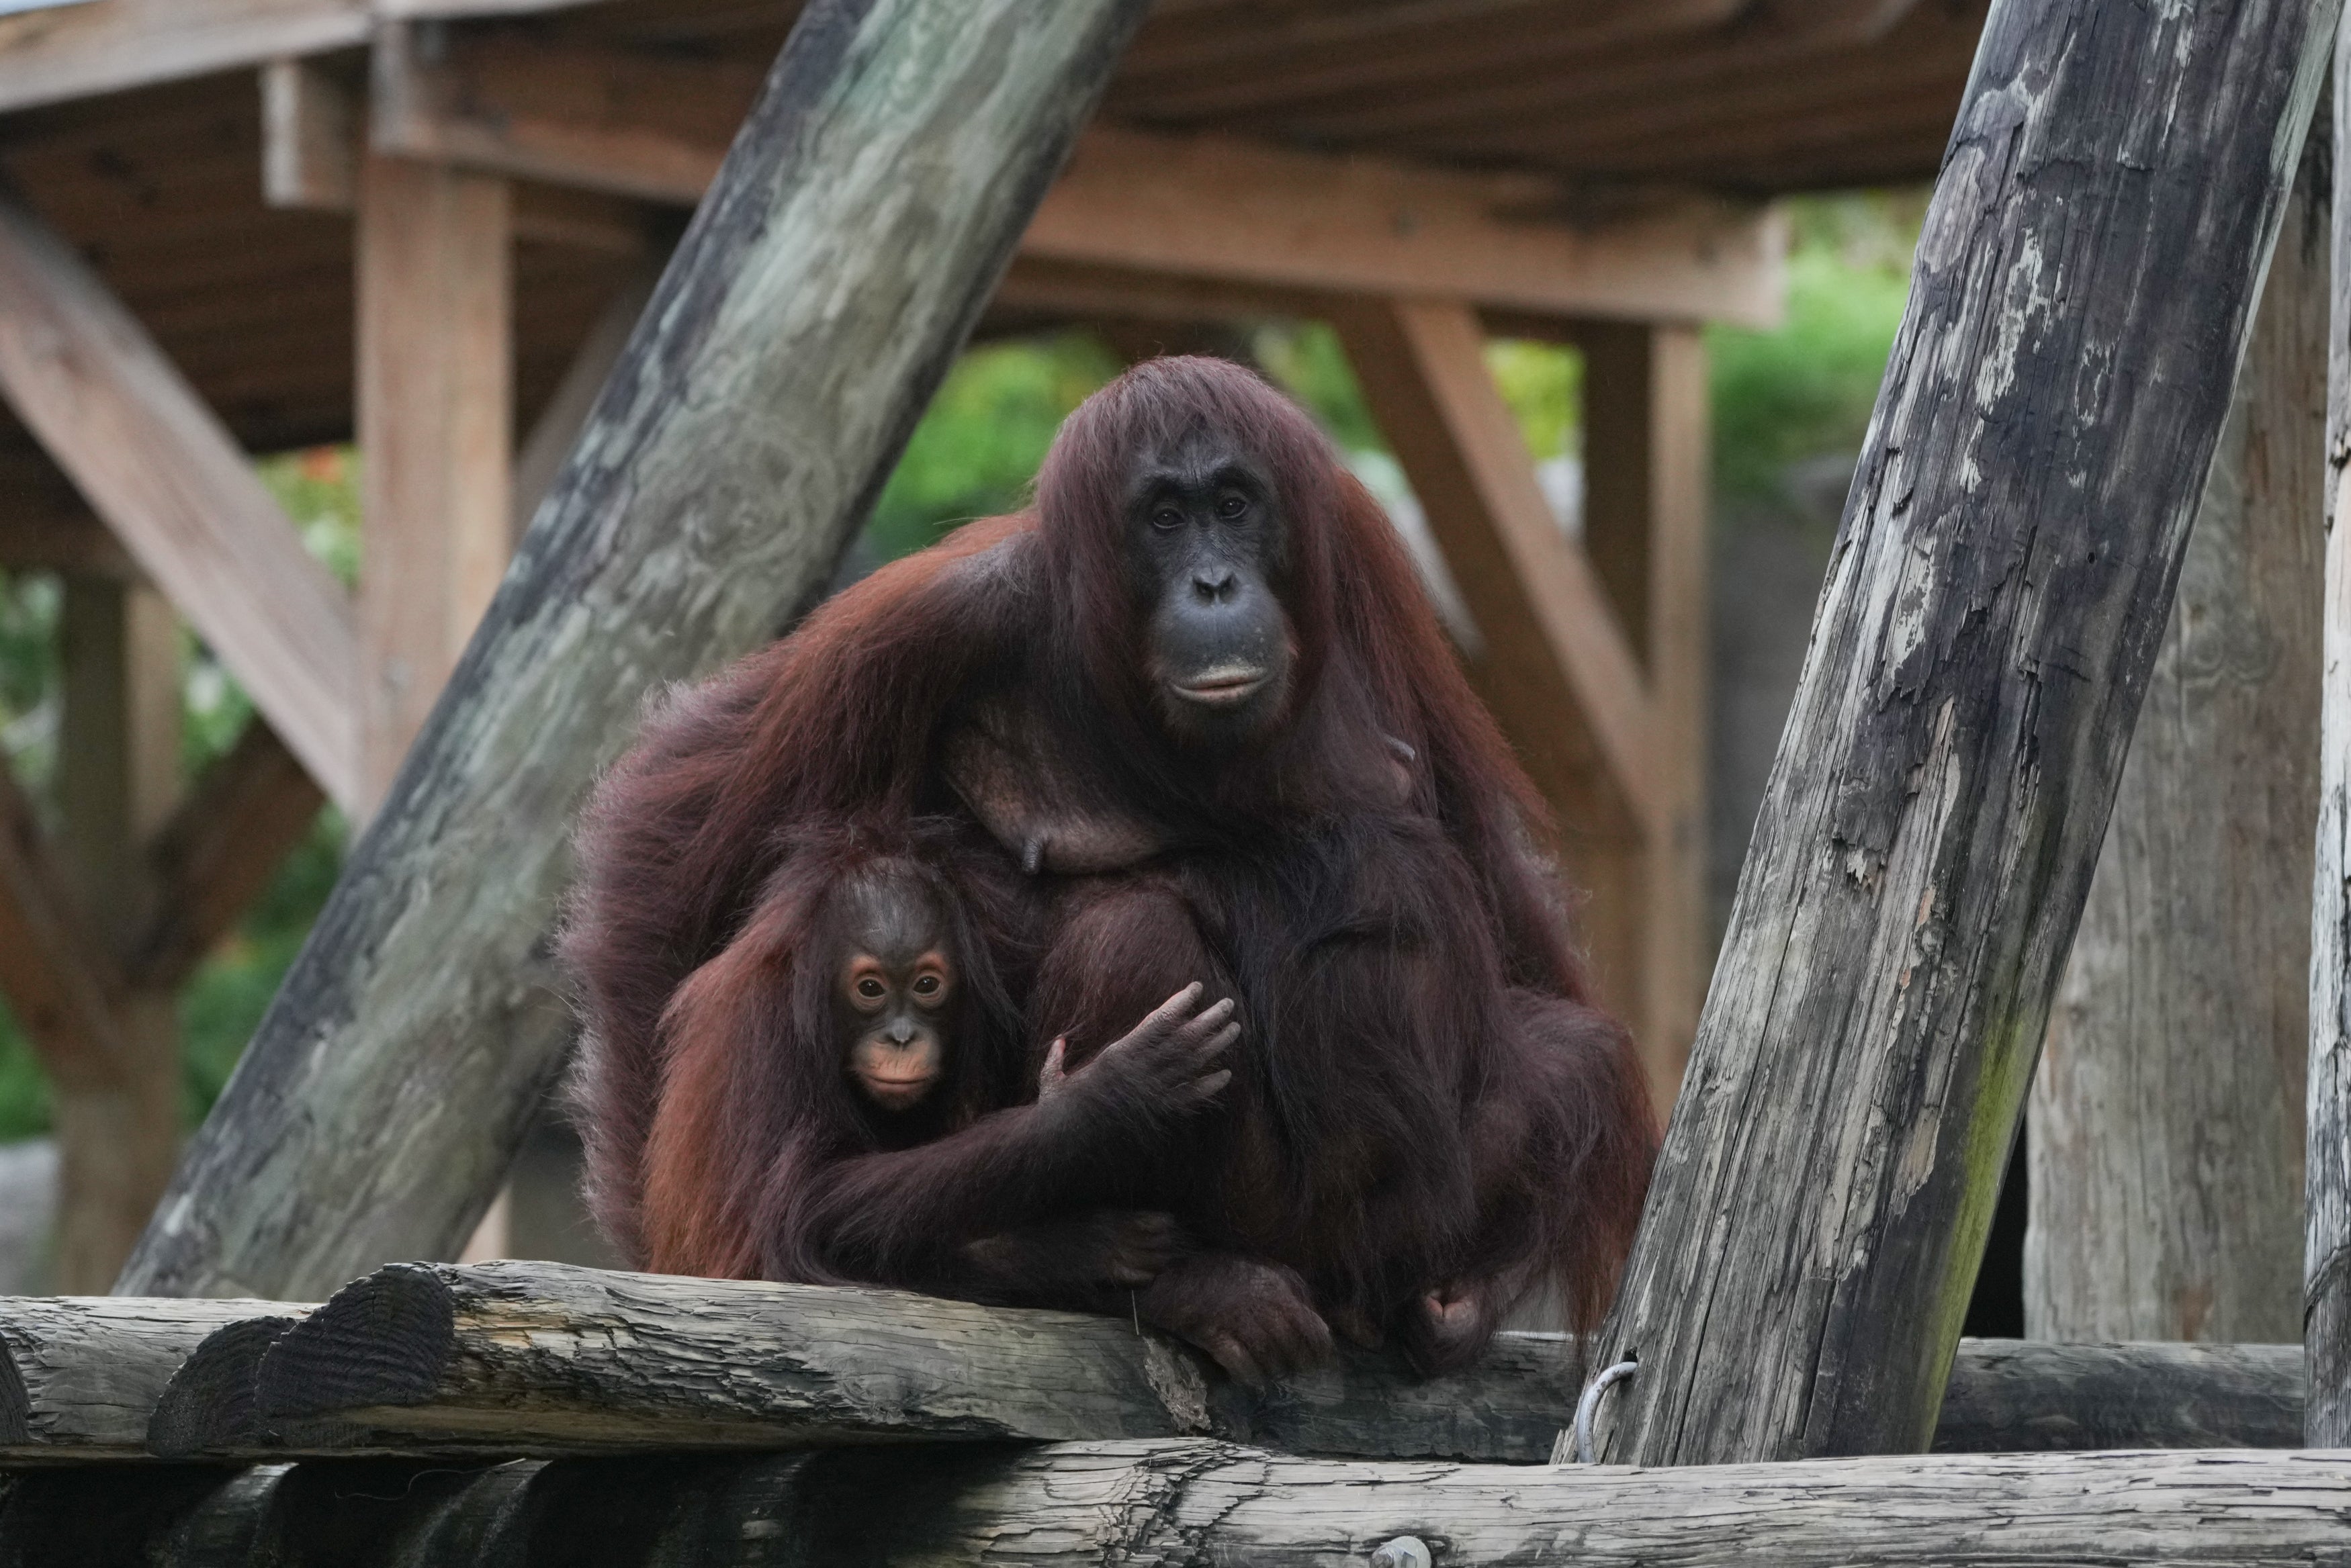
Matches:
[[9, 1444, 2350, 1567], [113, 0, 1151, 1301], [1600, 0, 2342, 1465], [2029, 111, 2328, 1346], [0, 1297, 289, 1461], [2313, 11, 2351, 1449], [123, 1264, 2309, 1464], [1931, 1338, 2301, 1453]]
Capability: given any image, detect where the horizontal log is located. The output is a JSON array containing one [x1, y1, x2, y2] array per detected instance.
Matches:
[[121, 1261, 2309, 1463], [3, 1444, 2346, 1567], [0, 1297, 291, 1462]]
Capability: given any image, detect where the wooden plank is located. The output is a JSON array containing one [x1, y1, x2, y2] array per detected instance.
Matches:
[[2313, 7, 2351, 1447], [367, 33, 1787, 327], [116, 0, 1155, 1301], [11, 1443, 2347, 1567], [355, 152, 512, 809], [0, 0, 603, 114], [0, 761, 122, 1093], [1333, 297, 1657, 836], [1598, 0, 2341, 1465], [0, 1297, 286, 1461], [1579, 320, 1710, 1109], [1931, 1338, 2301, 1454], [128, 721, 324, 993], [2031, 124, 2325, 1345], [261, 55, 357, 210], [0, 193, 361, 813], [50, 580, 183, 1293]]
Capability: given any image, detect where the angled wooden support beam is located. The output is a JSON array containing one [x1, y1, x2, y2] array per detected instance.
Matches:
[[119, 0, 1155, 1302], [367, 29, 1785, 327], [0, 194, 361, 814], [0, 762, 124, 1095], [1599, 0, 2340, 1466], [128, 720, 324, 994], [1332, 297, 1658, 837]]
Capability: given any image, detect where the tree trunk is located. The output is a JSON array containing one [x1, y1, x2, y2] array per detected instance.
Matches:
[[1600, 0, 2342, 1465], [112, 0, 1151, 1301], [2027, 116, 2327, 1346], [8, 1444, 2350, 1568], [2313, 13, 2351, 1450]]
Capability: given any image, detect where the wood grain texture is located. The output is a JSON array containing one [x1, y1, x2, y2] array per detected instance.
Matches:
[[355, 150, 513, 811], [2313, 9, 2351, 1447], [9, 1444, 2349, 1566], [1600, 0, 2342, 1465], [367, 28, 1787, 327], [121, 1264, 2308, 1465], [114, 0, 1153, 1301], [0, 191, 361, 812], [2030, 126, 2327, 1346], [0, 1297, 286, 1460]]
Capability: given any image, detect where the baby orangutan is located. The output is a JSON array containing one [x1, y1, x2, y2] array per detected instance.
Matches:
[[633, 821, 1234, 1305]]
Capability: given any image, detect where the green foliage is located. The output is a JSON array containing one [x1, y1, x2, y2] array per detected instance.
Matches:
[[1707, 192, 1921, 502]]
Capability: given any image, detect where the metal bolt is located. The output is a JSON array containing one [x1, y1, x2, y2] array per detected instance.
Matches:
[[1370, 1535, 1431, 1568]]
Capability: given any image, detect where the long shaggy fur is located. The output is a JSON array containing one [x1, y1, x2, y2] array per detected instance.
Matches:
[[564, 356, 1654, 1356]]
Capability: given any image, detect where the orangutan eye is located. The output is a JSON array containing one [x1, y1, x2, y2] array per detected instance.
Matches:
[[856, 977, 885, 999], [1151, 506, 1182, 531], [1217, 494, 1247, 520], [913, 974, 940, 995]]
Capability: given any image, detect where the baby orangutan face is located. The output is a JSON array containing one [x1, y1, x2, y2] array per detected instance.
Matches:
[[833, 873, 958, 1113]]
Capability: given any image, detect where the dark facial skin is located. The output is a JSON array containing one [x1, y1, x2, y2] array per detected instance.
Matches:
[[1126, 429, 1296, 747], [833, 875, 958, 1114]]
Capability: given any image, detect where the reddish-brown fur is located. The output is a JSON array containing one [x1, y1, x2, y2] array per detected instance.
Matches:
[[565, 357, 1654, 1371]]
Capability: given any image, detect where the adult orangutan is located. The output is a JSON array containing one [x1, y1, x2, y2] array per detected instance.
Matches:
[[566, 356, 1655, 1382]]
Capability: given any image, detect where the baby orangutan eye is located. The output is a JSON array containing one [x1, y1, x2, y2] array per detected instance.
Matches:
[[856, 977, 885, 999], [914, 975, 940, 995]]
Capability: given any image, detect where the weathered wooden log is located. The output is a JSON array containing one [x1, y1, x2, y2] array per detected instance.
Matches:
[[2311, 9, 2351, 1448], [114, 0, 1154, 1301], [2029, 107, 2327, 1347], [126, 1263, 2305, 1463], [1601, 0, 2344, 1464], [9, 1445, 2350, 1567], [1931, 1338, 2301, 1453], [0, 1297, 289, 1462]]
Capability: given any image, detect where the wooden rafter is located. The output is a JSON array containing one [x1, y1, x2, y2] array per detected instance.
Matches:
[[1333, 297, 1658, 835], [128, 719, 324, 994], [359, 28, 1785, 328], [0, 193, 363, 813], [0, 764, 124, 1093]]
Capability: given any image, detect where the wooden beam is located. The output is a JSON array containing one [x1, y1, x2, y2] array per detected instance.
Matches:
[[1597, 0, 2339, 1465], [261, 54, 358, 211], [0, 1297, 282, 1460], [0, 193, 361, 813], [367, 32, 1787, 328], [117, 0, 1156, 1302], [10, 1442, 2346, 1566], [128, 719, 324, 994], [2031, 124, 2325, 1346], [355, 150, 512, 809], [1333, 297, 1658, 837], [0, 0, 602, 115], [52, 578, 184, 1293], [0, 761, 122, 1093], [2312, 7, 2351, 1447]]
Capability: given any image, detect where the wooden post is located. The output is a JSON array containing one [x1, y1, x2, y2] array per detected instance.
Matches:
[[50, 578, 181, 1293], [1581, 321, 1710, 1100], [2029, 129, 2327, 1346], [116, 0, 1154, 1301], [2311, 11, 2351, 1448], [1597, 0, 2340, 1465], [355, 149, 513, 815]]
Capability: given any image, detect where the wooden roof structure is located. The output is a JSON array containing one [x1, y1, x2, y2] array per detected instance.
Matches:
[[0, 0, 1987, 1285]]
